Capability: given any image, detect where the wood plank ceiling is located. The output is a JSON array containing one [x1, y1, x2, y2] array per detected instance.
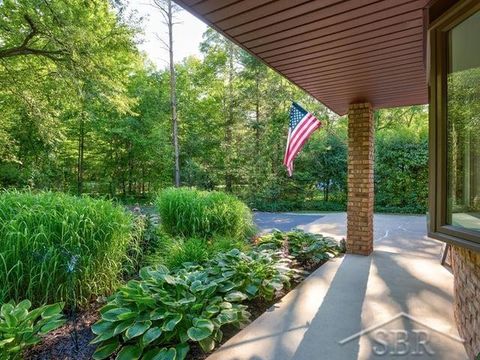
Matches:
[[173, 0, 430, 115]]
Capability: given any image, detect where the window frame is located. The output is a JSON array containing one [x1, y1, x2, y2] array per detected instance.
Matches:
[[428, 0, 480, 252]]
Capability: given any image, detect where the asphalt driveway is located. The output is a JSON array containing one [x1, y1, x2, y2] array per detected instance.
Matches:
[[253, 212, 324, 233]]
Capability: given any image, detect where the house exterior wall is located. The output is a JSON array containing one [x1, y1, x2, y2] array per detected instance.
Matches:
[[347, 103, 374, 256], [452, 246, 480, 358]]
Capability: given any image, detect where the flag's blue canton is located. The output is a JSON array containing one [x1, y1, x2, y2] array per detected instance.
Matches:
[[289, 102, 308, 130]]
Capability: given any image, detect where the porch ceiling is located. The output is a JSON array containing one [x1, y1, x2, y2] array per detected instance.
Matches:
[[173, 0, 430, 115]]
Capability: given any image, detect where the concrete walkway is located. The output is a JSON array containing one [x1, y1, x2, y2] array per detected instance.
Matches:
[[207, 213, 468, 360]]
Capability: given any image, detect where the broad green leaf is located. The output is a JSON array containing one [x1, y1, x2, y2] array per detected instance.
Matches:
[[116, 345, 142, 360], [124, 320, 152, 340], [175, 343, 190, 360], [142, 348, 177, 360], [224, 291, 247, 302], [157, 348, 177, 360], [162, 314, 182, 332], [103, 308, 133, 321], [187, 326, 212, 341], [113, 319, 135, 336], [16, 299, 32, 311], [92, 320, 116, 335], [193, 318, 214, 332], [245, 284, 259, 296], [198, 336, 215, 352], [41, 303, 63, 318], [92, 338, 120, 360], [150, 309, 166, 320], [90, 324, 117, 344], [204, 305, 220, 316], [217, 281, 236, 292], [39, 319, 65, 334], [142, 327, 162, 346]]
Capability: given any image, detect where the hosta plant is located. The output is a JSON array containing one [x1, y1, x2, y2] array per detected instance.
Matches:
[[204, 248, 294, 300], [256, 230, 341, 267], [91, 265, 250, 360], [0, 300, 65, 360]]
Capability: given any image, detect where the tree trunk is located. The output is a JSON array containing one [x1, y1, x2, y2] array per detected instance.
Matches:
[[77, 113, 85, 195], [225, 43, 234, 192], [167, 0, 180, 187]]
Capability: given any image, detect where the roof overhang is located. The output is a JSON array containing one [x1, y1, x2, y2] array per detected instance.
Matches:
[[173, 0, 430, 115]]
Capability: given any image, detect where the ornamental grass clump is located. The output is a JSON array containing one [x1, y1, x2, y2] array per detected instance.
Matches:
[[156, 188, 254, 239], [0, 191, 139, 308]]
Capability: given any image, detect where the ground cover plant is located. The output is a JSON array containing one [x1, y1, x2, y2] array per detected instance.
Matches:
[[156, 188, 254, 239], [0, 191, 140, 308], [0, 300, 65, 360], [91, 242, 312, 359], [90, 264, 253, 360], [256, 230, 341, 268]]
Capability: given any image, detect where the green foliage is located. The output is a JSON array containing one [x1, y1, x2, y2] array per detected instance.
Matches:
[[156, 188, 254, 239], [375, 134, 428, 213], [151, 237, 210, 270], [0, 0, 427, 213], [92, 228, 338, 358], [0, 300, 65, 359], [256, 230, 341, 267], [147, 235, 251, 270], [250, 199, 346, 212], [204, 249, 294, 301], [0, 191, 139, 307], [91, 264, 251, 360]]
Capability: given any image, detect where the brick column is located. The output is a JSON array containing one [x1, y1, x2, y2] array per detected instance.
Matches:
[[452, 246, 480, 358], [347, 103, 374, 255]]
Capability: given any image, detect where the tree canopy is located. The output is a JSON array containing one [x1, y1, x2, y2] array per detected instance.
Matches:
[[0, 0, 429, 213]]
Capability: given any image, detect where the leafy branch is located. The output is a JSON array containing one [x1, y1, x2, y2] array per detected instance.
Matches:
[[0, 14, 67, 61]]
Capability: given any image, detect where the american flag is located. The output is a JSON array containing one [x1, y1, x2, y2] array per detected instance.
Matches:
[[283, 102, 322, 176]]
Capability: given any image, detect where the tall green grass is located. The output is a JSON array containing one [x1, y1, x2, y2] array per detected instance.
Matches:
[[0, 191, 138, 308], [156, 187, 255, 239]]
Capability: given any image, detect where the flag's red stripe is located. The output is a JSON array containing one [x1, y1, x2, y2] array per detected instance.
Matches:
[[286, 120, 320, 165], [286, 123, 320, 166], [286, 118, 320, 164], [289, 113, 313, 139], [285, 118, 317, 167], [288, 116, 318, 152]]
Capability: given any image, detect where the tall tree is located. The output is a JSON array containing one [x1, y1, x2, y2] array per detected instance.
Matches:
[[153, 0, 181, 187]]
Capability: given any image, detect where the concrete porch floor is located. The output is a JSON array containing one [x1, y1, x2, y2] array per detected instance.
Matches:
[[207, 213, 469, 360]]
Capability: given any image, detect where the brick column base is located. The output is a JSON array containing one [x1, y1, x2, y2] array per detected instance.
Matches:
[[451, 246, 480, 358], [347, 103, 374, 256]]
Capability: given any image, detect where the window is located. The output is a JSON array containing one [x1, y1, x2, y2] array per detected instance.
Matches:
[[429, 0, 480, 250], [446, 11, 480, 231]]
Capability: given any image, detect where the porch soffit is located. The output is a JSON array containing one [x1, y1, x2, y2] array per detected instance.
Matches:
[[173, 0, 430, 115]]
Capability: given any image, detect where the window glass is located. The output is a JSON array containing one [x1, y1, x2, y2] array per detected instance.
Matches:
[[447, 11, 480, 231]]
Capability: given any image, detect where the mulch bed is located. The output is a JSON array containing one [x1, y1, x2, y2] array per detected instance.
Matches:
[[24, 304, 101, 360], [24, 257, 330, 360]]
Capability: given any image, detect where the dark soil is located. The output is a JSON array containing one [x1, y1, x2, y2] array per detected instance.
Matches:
[[24, 304, 101, 360]]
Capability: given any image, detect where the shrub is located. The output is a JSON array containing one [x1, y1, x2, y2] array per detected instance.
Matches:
[[0, 191, 139, 307], [156, 188, 254, 239], [91, 265, 251, 360], [0, 300, 65, 360], [256, 230, 341, 268], [146, 234, 251, 270]]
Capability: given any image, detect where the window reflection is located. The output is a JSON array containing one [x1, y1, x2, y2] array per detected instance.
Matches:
[[447, 11, 480, 231]]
